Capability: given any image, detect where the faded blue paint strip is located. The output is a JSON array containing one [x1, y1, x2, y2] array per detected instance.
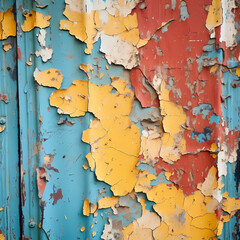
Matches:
[[0, 8, 21, 239]]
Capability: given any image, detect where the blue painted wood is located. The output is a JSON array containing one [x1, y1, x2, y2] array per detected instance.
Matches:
[[16, 1, 112, 239], [0, 1, 20, 239]]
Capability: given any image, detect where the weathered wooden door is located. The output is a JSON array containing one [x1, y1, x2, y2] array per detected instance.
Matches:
[[1, 0, 240, 239]]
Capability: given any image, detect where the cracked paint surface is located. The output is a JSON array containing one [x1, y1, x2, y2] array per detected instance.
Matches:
[[2, 0, 240, 239]]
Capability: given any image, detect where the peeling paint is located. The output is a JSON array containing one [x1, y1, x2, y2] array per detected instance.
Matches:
[[49, 80, 88, 117], [21, 9, 51, 32], [35, 29, 53, 62], [2, 43, 12, 52], [34, 68, 63, 89], [82, 78, 140, 196], [2, 0, 240, 239], [0, 7, 16, 40]]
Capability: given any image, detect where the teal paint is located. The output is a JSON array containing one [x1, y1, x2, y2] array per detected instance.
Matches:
[[0, 1, 20, 238]]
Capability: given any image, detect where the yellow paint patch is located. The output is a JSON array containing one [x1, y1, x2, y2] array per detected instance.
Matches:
[[82, 78, 140, 196], [83, 163, 88, 170], [222, 192, 240, 214], [164, 171, 174, 181], [210, 142, 218, 158], [92, 231, 96, 237], [153, 222, 169, 239], [0, 126, 6, 133], [60, 3, 146, 60], [210, 65, 218, 73], [99, 72, 104, 79], [206, 0, 222, 30], [98, 197, 119, 209], [26, 62, 33, 66], [49, 80, 88, 117], [34, 68, 63, 89], [90, 203, 97, 214], [80, 63, 93, 79], [0, 7, 16, 40], [64, 216, 67, 220], [136, 39, 148, 48], [122, 220, 154, 240], [60, 7, 97, 54], [80, 226, 85, 232], [21, 10, 51, 32], [0, 234, 5, 240], [159, 81, 186, 163], [236, 68, 240, 77], [83, 199, 90, 216], [143, 183, 218, 239], [2, 43, 12, 52], [135, 170, 156, 193], [86, 152, 95, 171]]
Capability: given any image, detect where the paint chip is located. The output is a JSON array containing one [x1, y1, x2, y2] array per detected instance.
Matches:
[[34, 68, 63, 89], [49, 80, 88, 117], [21, 10, 51, 32]]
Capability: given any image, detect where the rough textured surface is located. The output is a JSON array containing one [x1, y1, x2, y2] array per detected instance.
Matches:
[[1, 0, 240, 239]]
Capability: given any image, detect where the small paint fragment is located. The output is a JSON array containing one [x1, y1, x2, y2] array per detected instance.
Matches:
[[26, 61, 32, 66], [80, 226, 85, 232], [50, 187, 63, 205], [0, 7, 16, 40], [64, 216, 67, 220], [164, 171, 174, 181], [98, 197, 119, 209], [49, 80, 88, 117], [159, 81, 187, 163], [83, 163, 88, 170], [0, 233, 5, 240], [35, 29, 53, 62], [92, 231, 96, 237], [210, 65, 218, 73], [0, 126, 6, 133], [2, 43, 12, 52], [80, 63, 93, 79], [0, 94, 8, 103], [34, 68, 63, 89], [206, 0, 222, 31], [83, 199, 90, 216], [85, 152, 95, 171], [90, 203, 97, 214], [222, 192, 240, 214], [36, 167, 48, 198], [236, 68, 240, 77], [179, 1, 189, 21], [197, 166, 219, 200], [100, 34, 139, 69], [21, 10, 51, 32], [99, 72, 104, 79]]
